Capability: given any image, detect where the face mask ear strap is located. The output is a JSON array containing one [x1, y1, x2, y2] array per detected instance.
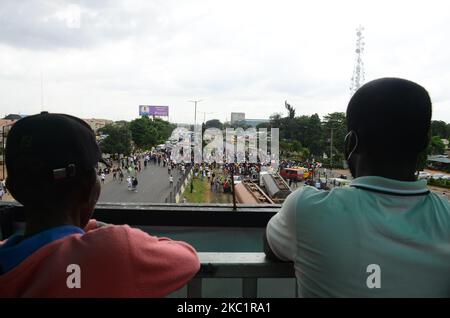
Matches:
[[345, 131, 359, 161]]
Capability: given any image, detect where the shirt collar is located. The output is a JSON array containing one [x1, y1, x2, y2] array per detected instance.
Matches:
[[350, 176, 430, 196], [0, 225, 84, 275]]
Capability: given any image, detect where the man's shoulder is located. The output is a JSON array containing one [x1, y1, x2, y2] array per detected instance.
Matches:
[[293, 185, 356, 201], [65, 224, 156, 249], [287, 185, 359, 217]]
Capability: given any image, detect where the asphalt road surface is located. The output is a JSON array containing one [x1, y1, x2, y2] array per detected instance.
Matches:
[[98, 161, 182, 203]]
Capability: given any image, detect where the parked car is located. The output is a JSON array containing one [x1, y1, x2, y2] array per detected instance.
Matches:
[[418, 171, 431, 180], [431, 173, 445, 180], [233, 175, 243, 184]]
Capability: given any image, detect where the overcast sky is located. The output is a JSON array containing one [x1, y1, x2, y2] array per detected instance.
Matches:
[[0, 0, 449, 123]]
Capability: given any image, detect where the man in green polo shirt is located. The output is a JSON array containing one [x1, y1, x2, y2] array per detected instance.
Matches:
[[265, 78, 450, 297]]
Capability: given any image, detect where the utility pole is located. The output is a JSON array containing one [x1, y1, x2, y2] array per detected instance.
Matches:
[[198, 111, 213, 124], [40, 70, 44, 112], [188, 100, 202, 194], [330, 128, 334, 170], [188, 100, 203, 127], [1, 126, 5, 180], [2, 125, 11, 180], [230, 164, 237, 211]]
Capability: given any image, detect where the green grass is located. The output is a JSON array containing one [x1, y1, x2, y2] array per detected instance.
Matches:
[[428, 178, 450, 189], [182, 178, 208, 203]]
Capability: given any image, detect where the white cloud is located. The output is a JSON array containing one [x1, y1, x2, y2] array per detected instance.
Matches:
[[0, 0, 449, 123]]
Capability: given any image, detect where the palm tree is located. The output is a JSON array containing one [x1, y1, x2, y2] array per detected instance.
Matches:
[[285, 100, 296, 119]]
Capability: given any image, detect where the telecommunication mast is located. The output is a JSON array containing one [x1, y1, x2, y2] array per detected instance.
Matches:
[[350, 26, 366, 95]]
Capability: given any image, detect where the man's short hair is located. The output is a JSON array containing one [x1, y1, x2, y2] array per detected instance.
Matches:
[[346, 78, 432, 159]]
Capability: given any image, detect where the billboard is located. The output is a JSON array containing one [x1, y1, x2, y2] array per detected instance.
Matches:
[[139, 105, 169, 117]]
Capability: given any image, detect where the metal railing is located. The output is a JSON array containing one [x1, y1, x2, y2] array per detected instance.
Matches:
[[0, 202, 295, 298], [0, 202, 280, 236], [166, 165, 193, 203], [188, 253, 296, 298]]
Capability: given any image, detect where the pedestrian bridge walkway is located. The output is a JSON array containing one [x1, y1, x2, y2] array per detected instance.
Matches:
[[0, 202, 297, 298]]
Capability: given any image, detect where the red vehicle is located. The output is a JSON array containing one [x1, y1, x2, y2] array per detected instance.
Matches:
[[280, 167, 310, 181]]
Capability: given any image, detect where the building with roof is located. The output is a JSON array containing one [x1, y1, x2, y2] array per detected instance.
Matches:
[[83, 118, 114, 133], [3, 114, 26, 121], [427, 155, 450, 172], [230, 112, 245, 124]]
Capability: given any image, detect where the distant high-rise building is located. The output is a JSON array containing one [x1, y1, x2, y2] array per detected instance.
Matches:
[[231, 112, 245, 124]]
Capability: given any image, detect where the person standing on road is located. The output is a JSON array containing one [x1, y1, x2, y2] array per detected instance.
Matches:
[[0, 181, 4, 201], [101, 172, 105, 184], [169, 174, 173, 187], [132, 177, 138, 192], [126, 176, 132, 190]]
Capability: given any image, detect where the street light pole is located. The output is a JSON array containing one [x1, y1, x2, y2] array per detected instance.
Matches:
[[198, 111, 213, 124], [188, 100, 203, 127], [1, 125, 10, 181], [188, 100, 202, 195], [330, 128, 334, 170], [1, 126, 4, 180]]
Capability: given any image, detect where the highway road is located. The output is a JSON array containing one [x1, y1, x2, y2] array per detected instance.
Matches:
[[98, 161, 183, 203]]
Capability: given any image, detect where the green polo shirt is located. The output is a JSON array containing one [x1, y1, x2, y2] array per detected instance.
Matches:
[[266, 176, 450, 297]]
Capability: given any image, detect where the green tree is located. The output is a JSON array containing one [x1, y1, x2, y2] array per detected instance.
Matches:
[[322, 112, 347, 159], [231, 120, 252, 130], [429, 136, 445, 155], [129, 116, 157, 149], [284, 101, 296, 119], [306, 114, 325, 156], [430, 120, 448, 139], [256, 121, 271, 130], [98, 124, 132, 156], [290, 140, 302, 152], [294, 114, 324, 157], [205, 119, 224, 130], [152, 117, 177, 144], [129, 116, 176, 150], [269, 113, 283, 129]]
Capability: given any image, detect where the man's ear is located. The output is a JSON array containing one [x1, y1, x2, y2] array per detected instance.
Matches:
[[344, 131, 359, 160]]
